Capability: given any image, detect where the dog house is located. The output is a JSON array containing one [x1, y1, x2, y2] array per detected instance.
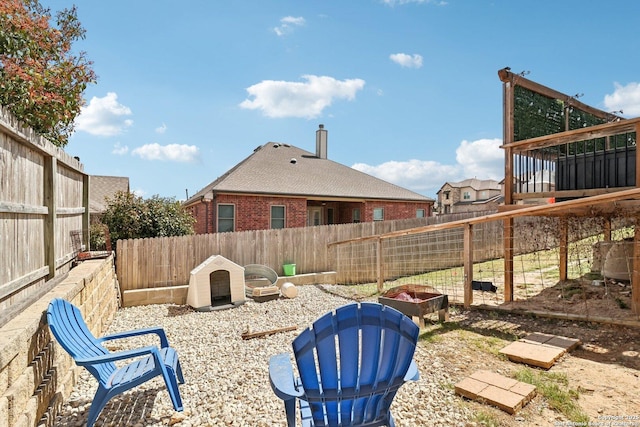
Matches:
[[187, 255, 246, 311]]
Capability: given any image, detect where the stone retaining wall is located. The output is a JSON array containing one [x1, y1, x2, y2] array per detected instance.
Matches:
[[0, 257, 119, 427]]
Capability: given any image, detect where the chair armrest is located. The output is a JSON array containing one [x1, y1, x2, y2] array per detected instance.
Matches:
[[74, 345, 159, 366], [404, 359, 420, 382], [269, 353, 304, 400], [98, 327, 170, 348]]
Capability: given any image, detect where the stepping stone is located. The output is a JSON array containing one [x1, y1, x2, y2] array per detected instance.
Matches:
[[455, 370, 536, 414], [500, 333, 581, 369]]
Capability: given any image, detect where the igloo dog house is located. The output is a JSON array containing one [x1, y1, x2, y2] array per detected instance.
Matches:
[[186, 255, 245, 311]]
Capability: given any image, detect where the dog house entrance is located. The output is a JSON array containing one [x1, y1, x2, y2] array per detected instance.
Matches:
[[209, 270, 231, 306], [186, 255, 246, 312]]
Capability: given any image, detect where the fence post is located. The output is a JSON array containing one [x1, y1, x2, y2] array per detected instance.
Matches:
[[632, 216, 640, 316], [44, 156, 57, 279], [559, 218, 568, 281], [463, 223, 473, 308], [376, 237, 383, 293], [503, 218, 514, 302], [83, 174, 90, 249]]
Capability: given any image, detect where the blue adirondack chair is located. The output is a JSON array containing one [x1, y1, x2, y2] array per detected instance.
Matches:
[[46, 298, 184, 427], [269, 302, 420, 427]]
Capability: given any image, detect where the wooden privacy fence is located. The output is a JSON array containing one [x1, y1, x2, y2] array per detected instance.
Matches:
[[115, 212, 487, 293], [0, 106, 88, 325]]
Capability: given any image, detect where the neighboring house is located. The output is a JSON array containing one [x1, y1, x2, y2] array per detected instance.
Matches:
[[89, 175, 130, 223], [437, 178, 502, 214], [184, 125, 434, 233]]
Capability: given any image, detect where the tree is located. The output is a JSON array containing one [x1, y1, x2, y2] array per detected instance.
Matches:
[[100, 192, 195, 242], [0, 0, 96, 147]]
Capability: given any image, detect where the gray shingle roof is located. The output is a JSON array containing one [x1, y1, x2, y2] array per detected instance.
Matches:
[[186, 143, 432, 204], [444, 178, 501, 191], [89, 175, 130, 213]]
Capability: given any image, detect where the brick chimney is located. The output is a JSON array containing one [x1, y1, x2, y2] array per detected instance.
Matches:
[[316, 124, 327, 159]]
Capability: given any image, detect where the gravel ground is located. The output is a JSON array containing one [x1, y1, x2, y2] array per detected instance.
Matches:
[[54, 285, 472, 427]]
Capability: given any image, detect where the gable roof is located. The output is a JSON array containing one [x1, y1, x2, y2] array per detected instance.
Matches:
[[438, 178, 501, 194], [89, 175, 130, 214], [186, 142, 432, 204]]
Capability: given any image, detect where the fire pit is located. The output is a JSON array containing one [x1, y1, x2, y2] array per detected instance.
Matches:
[[378, 284, 448, 327]]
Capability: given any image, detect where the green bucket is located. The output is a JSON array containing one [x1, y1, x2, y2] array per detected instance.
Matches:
[[283, 264, 296, 276]]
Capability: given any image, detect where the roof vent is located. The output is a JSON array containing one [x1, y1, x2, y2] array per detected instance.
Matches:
[[273, 143, 280, 148], [290, 158, 297, 164]]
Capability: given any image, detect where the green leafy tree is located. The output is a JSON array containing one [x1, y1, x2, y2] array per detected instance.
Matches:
[[0, 0, 96, 147], [100, 192, 195, 242]]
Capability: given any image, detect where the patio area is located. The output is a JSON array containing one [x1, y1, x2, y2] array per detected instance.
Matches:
[[53, 286, 469, 427], [52, 284, 640, 427]]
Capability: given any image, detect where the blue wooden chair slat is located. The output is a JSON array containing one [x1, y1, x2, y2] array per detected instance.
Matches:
[[270, 302, 420, 427], [47, 298, 184, 427]]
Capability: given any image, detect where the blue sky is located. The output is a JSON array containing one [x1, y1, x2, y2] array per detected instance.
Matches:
[[45, 0, 640, 200]]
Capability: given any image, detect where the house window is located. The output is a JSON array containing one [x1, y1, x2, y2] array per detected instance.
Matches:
[[353, 208, 361, 223], [271, 205, 285, 229], [327, 208, 335, 224], [416, 209, 425, 218], [373, 208, 384, 221], [444, 191, 450, 200], [217, 204, 235, 232], [463, 191, 471, 200]]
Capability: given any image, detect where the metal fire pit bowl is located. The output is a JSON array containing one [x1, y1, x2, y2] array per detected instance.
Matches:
[[378, 284, 449, 327]]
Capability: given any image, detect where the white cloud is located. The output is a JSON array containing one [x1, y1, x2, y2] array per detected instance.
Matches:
[[111, 142, 129, 155], [603, 82, 640, 117], [131, 143, 200, 162], [390, 53, 423, 69], [132, 188, 146, 197], [274, 16, 305, 36], [75, 92, 133, 136], [155, 123, 167, 134], [239, 75, 365, 118], [352, 137, 503, 197], [353, 159, 460, 193], [455, 138, 503, 180]]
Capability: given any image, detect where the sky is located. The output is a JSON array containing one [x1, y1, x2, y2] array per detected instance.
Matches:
[[43, 0, 640, 201]]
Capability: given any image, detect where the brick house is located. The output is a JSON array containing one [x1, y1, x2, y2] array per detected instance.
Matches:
[[436, 178, 502, 214], [184, 125, 434, 233]]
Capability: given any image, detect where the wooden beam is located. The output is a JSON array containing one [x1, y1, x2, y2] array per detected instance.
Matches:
[[463, 223, 473, 308], [504, 218, 514, 302], [503, 71, 514, 206], [604, 218, 611, 241], [501, 200, 640, 218], [44, 157, 57, 280], [0, 202, 48, 215], [0, 267, 49, 301], [633, 217, 640, 316], [376, 238, 384, 293], [636, 122, 640, 188], [559, 218, 568, 281], [241, 325, 297, 340], [513, 187, 635, 201], [83, 174, 90, 250], [501, 118, 640, 152], [56, 207, 86, 215], [329, 188, 640, 246]]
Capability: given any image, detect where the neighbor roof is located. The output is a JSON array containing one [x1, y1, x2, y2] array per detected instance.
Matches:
[[438, 178, 501, 193], [89, 175, 130, 214], [186, 142, 432, 204]]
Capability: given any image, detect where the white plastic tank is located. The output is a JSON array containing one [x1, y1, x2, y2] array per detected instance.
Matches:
[[603, 241, 634, 281], [280, 282, 298, 298]]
